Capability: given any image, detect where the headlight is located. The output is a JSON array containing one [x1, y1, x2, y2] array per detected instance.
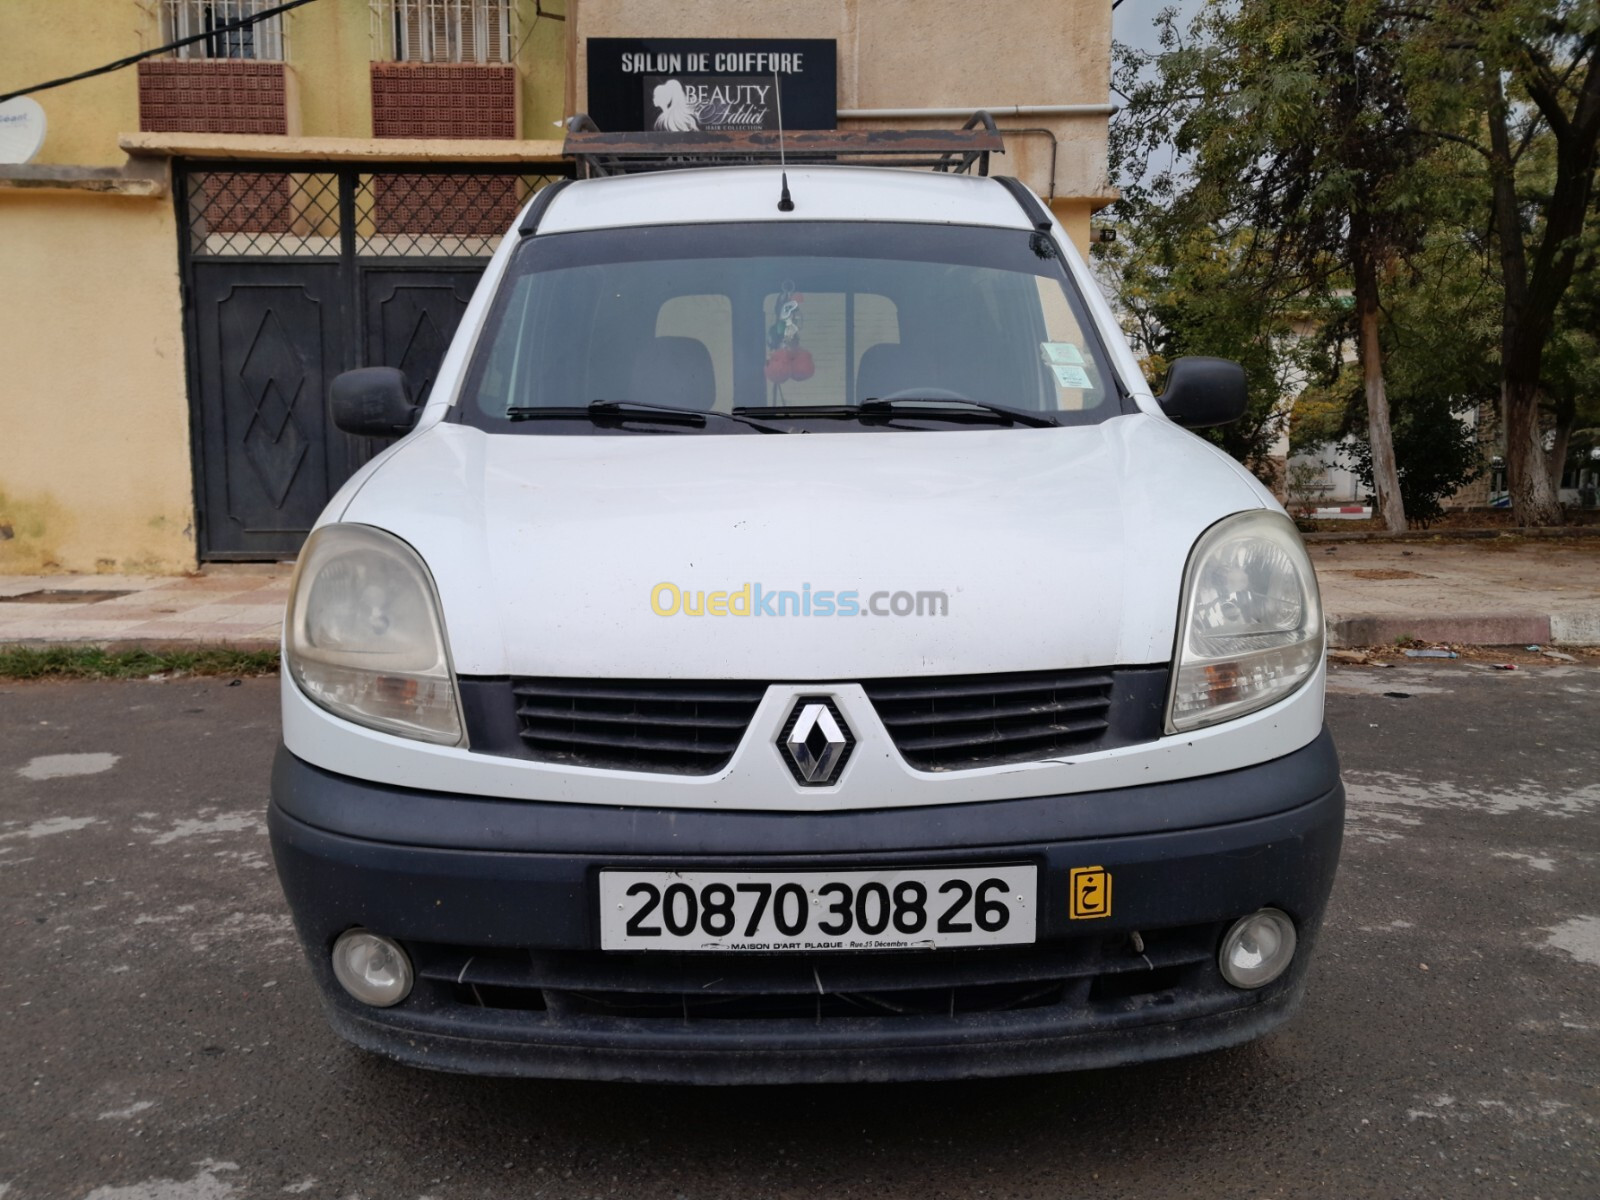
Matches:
[[285, 524, 463, 744], [1166, 510, 1323, 733]]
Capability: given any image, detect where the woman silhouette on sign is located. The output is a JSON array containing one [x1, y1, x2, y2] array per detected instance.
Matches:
[[652, 79, 700, 131]]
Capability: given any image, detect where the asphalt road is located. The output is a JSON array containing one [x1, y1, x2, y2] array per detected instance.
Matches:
[[1, 665, 1596, 1199]]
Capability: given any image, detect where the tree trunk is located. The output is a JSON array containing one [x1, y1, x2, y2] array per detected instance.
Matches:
[[1359, 307, 1406, 532], [1350, 222, 1406, 532], [1546, 395, 1575, 496], [1481, 58, 1600, 528], [1503, 378, 1563, 525]]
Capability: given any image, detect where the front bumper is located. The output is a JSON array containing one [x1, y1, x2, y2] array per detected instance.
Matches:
[[269, 728, 1344, 1084]]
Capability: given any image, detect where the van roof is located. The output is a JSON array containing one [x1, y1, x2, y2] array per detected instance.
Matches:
[[534, 166, 1038, 236]]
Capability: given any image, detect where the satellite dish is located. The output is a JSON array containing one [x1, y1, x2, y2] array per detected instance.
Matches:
[[0, 97, 47, 165]]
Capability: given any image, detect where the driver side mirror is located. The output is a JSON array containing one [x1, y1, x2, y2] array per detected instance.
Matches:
[[330, 367, 419, 437], [1157, 357, 1248, 429]]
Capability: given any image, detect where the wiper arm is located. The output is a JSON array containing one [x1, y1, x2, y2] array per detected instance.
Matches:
[[732, 400, 1059, 428], [506, 400, 784, 433], [506, 402, 704, 427], [733, 405, 861, 420], [860, 397, 1060, 428]]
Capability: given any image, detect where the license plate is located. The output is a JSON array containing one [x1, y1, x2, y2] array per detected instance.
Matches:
[[599, 865, 1037, 952]]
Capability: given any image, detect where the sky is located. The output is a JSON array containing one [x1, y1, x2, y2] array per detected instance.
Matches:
[[1112, 0, 1204, 61], [1107, 0, 1206, 187]]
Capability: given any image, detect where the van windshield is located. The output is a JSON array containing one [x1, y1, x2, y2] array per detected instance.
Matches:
[[456, 221, 1129, 434]]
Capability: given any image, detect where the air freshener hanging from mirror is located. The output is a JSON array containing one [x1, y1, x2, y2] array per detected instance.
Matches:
[[765, 281, 814, 387]]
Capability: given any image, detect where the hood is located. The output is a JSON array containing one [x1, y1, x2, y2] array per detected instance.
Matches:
[[339, 414, 1269, 679]]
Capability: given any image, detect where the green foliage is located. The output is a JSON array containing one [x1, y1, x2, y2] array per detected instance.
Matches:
[[1298, 233, 1495, 525], [0, 645, 279, 680], [1344, 395, 1485, 527], [1108, 0, 1600, 525], [1097, 223, 1303, 481], [1106, 0, 1444, 511]]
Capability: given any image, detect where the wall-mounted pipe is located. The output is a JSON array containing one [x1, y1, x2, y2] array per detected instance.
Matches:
[[836, 103, 1117, 120], [997, 128, 1058, 200]]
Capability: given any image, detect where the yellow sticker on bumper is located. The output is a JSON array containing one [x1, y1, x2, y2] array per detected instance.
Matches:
[[1069, 866, 1111, 919]]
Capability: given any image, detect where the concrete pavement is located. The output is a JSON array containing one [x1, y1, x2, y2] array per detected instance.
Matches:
[[2, 667, 1596, 1197], [0, 536, 1598, 649], [1313, 538, 1600, 647], [0, 565, 290, 649]]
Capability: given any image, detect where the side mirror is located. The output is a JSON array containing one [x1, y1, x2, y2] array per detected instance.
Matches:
[[1157, 357, 1248, 428], [330, 367, 419, 437]]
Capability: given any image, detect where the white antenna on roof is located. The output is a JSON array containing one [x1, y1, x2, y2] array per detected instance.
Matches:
[[774, 70, 794, 212]]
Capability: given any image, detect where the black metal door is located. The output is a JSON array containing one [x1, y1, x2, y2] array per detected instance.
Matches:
[[190, 262, 347, 557], [178, 162, 567, 560], [361, 269, 480, 401]]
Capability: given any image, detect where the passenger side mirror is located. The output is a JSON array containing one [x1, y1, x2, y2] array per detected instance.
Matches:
[[1157, 357, 1248, 429], [330, 367, 420, 437]]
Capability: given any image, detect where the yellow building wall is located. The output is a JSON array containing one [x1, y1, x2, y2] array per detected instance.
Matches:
[[0, 190, 196, 576], [513, 1, 571, 137], [0, 1, 570, 159], [0, 1, 145, 167], [287, 1, 571, 138], [288, 0, 374, 139], [0, 191, 196, 574], [0, 1, 1105, 574], [0, 2, 570, 575], [570, 0, 1115, 247]]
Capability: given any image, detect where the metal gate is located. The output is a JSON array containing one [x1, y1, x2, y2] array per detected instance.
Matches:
[[178, 161, 570, 560]]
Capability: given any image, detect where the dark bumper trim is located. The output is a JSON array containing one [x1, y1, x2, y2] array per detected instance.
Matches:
[[323, 975, 1309, 1084], [273, 726, 1341, 855], [269, 733, 1343, 1083]]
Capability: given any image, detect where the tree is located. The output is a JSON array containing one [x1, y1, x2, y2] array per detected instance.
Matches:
[[1292, 229, 1494, 525], [1111, 0, 1438, 532], [1411, 2, 1600, 525], [1098, 221, 1309, 484], [1346, 233, 1496, 524], [1542, 214, 1600, 491]]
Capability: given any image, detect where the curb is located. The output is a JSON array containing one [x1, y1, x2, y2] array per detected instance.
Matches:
[[1304, 527, 1600, 543], [1326, 611, 1600, 649]]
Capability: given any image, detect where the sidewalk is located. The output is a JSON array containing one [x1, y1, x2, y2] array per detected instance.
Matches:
[[0, 565, 290, 650], [1313, 538, 1600, 647], [1, 539, 1597, 650]]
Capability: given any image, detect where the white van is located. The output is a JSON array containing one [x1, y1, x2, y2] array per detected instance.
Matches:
[[269, 156, 1342, 1083]]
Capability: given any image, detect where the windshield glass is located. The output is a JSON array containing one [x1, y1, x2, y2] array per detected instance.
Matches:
[[457, 221, 1128, 433]]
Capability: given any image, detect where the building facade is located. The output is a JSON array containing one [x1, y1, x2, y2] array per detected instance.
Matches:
[[0, 1, 1113, 573]]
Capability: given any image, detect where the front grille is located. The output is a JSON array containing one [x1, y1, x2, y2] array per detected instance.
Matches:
[[410, 923, 1223, 1023], [863, 668, 1119, 770], [460, 667, 1167, 775], [509, 678, 766, 775]]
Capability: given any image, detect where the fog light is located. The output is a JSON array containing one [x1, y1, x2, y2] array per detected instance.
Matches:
[[1218, 908, 1297, 989], [331, 929, 413, 1007]]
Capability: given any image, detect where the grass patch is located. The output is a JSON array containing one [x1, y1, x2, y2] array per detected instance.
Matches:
[[0, 644, 279, 680]]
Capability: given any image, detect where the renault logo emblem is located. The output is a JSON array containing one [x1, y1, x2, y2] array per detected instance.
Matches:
[[780, 697, 854, 787]]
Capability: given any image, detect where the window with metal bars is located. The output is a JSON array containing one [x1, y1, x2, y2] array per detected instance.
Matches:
[[159, 0, 285, 60], [373, 0, 514, 64]]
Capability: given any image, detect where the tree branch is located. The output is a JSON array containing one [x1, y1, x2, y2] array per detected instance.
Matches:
[[1407, 126, 1492, 160]]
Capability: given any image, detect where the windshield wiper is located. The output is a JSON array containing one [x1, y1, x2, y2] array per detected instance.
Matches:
[[506, 400, 784, 433], [732, 399, 1059, 428], [862, 397, 1059, 427]]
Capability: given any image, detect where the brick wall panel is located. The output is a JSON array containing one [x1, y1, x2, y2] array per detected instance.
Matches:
[[370, 62, 518, 139], [368, 63, 520, 237], [137, 60, 288, 135]]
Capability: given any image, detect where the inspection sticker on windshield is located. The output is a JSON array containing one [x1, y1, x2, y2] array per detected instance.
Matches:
[[1048, 363, 1093, 389], [1041, 341, 1085, 366], [600, 865, 1037, 952]]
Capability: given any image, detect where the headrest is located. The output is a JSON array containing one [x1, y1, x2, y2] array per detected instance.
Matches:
[[629, 336, 717, 412], [855, 341, 912, 401]]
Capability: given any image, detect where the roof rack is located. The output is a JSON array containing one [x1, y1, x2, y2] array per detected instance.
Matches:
[[562, 111, 1004, 179]]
